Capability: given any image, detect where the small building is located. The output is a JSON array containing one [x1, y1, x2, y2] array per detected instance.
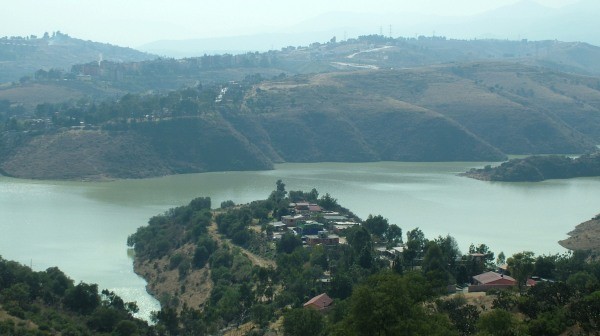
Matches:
[[295, 202, 310, 211], [306, 231, 340, 246], [323, 215, 348, 223], [308, 204, 322, 213], [469, 271, 517, 292], [303, 293, 333, 312], [299, 221, 324, 235], [332, 221, 358, 233], [281, 214, 304, 227], [387, 246, 405, 257], [268, 221, 286, 232]]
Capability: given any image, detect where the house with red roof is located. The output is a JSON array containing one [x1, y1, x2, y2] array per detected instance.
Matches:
[[303, 293, 333, 312], [468, 271, 517, 292]]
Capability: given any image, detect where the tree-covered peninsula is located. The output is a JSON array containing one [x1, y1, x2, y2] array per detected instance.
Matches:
[[463, 153, 600, 182], [125, 181, 600, 335]]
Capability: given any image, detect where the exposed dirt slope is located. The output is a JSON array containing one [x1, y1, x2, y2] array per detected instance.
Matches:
[[559, 215, 600, 254], [133, 243, 213, 312]]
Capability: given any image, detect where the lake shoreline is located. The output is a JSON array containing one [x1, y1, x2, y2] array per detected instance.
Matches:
[[3, 161, 600, 321]]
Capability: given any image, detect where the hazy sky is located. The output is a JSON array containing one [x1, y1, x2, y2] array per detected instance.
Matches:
[[2, 0, 581, 47]]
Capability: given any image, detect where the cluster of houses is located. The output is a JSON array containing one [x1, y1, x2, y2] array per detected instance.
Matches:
[[271, 202, 541, 312], [268, 201, 360, 246], [268, 201, 412, 266]]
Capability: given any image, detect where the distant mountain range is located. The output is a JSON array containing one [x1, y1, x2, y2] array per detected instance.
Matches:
[[139, 0, 600, 57]]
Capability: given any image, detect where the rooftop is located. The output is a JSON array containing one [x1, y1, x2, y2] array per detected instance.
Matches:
[[473, 271, 516, 284], [303, 293, 333, 310]]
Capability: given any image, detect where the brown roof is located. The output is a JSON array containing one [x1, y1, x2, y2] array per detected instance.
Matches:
[[303, 293, 333, 310], [473, 271, 516, 285], [308, 205, 322, 212]]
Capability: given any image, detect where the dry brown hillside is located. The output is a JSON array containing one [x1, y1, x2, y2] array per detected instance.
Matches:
[[559, 214, 600, 255]]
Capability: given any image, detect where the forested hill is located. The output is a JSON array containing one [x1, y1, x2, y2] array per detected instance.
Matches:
[[3, 62, 600, 180], [463, 153, 600, 182], [0, 32, 155, 83]]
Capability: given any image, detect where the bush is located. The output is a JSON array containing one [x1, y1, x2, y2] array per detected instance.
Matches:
[[169, 253, 185, 270]]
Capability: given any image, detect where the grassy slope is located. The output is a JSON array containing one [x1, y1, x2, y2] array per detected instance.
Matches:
[[330, 64, 600, 154], [0, 118, 274, 180], [4, 63, 600, 179]]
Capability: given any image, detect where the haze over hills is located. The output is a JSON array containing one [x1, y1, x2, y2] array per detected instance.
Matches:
[[139, 0, 600, 57], [0, 31, 156, 83], [3, 35, 600, 111]]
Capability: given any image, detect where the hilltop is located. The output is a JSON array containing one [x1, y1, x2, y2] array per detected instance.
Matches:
[[4, 35, 600, 103], [0, 31, 155, 83]]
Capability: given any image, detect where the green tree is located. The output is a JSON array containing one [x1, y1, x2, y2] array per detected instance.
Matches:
[[113, 320, 138, 336], [269, 179, 287, 203], [251, 303, 274, 328], [277, 232, 302, 254], [567, 271, 599, 295], [496, 252, 506, 266], [1, 283, 31, 308], [527, 309, 568, 336], [220, 200, 235, 208], [571, 290, 600, 335], [318, 193, 338, 210], [283, 308, 324, 336], [346, 226, 372, 258], [533, 255, 556, 279], [386, 224, 403, 246], [476, 309, 524, 336], [404, 228, 427, 269], [435, 235, 461, 275], [436, 296, 480, 336], [507, 251, 535, 293], [336, 271, 456, 336], [469, 243, 495, 269], [422, 242, 449, 292], [63, 282, 100, 315], [363, 214, 389, 237], [153, 307, 179, 335]]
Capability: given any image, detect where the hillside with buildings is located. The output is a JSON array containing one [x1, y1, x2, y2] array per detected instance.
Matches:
[[124, 184, 600, 335]]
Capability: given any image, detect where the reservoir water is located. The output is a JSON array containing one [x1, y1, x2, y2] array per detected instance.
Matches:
[[1, 161, 600, 319]]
